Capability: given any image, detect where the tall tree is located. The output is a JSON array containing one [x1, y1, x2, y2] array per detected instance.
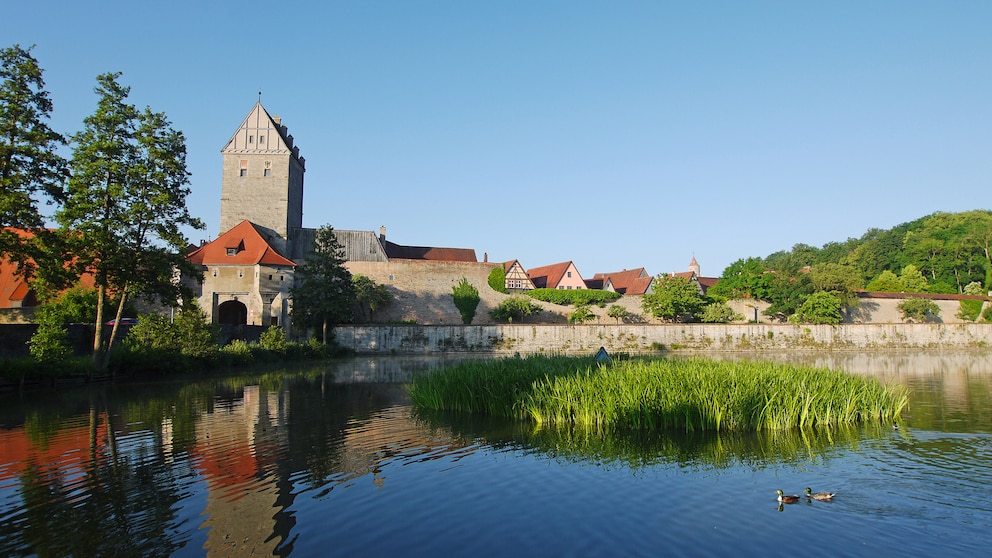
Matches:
[[57, 72, 203, 369], [291, 225, 355, 343], [352, 274, 393, 323], [0, 44, 67, 264]]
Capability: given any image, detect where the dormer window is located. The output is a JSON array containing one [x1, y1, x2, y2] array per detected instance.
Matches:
[[225, 238, 245, 256]]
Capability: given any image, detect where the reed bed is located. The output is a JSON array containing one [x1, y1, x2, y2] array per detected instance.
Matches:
[[408, 355, 908, 432]]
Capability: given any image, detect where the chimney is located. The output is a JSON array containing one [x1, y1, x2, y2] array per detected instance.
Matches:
[[379, 226, 386, 242], [273, 115, 282, 125]]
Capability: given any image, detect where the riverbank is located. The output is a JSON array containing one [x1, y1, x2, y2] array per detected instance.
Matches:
[[334, 323, 992, 354]]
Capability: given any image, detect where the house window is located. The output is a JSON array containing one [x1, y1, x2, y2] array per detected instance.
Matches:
[[226, 248, 237, 256], [249, 135, 254, 144], [264, 161, 271, 176], [239, 159, 248, 177], [567, 271, 572, 278], [259, 135, 265, 144], [264, 169, 271, 177], [270, 316, 279, 326]]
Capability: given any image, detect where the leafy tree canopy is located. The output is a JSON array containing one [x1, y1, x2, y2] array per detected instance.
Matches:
[[641, 274, 707, 322], [0, 44, 68, 264]]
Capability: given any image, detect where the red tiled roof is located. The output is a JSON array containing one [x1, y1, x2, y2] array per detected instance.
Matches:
[[186, 220, 296, 267], [382, 240, 477, 262], [0, 228, 95, 308], [527, 261, 574, 289], [591, 268, 651, 294]]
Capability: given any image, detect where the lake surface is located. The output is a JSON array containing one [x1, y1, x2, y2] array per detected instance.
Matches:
[[1, 351, 991, 557]]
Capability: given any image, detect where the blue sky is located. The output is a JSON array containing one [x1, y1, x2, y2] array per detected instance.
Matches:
[[6, 1, 991, 279]]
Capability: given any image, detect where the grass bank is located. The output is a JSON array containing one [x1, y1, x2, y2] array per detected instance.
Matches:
[[408, 355, 908, 431]]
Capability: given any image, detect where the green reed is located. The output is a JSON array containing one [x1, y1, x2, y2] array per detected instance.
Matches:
[[408, 355, 908, 432]]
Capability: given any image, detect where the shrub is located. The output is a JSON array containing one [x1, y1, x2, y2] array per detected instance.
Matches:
[[488, 267, 508, 294], [984, 305, 992, 322], [898, 297, 940, 322], [527, 288, 621, 306], [958, 299, 984, 321], [568, 305, 595, 324], [699, 302, 745, 323], [28, 308, 71, 365], [452, 277, 481, 324], [258, 325, 288, 353], [490, 296, 542, 323]]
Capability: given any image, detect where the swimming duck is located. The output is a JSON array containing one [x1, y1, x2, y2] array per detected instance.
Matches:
[[776, 490, 801, 504], [805, 487, 835, 500]]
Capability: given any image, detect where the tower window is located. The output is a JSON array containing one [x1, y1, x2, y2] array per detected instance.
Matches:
[[239, 159, 248, 177], [259, 135, 265, 144], [249, 135, 254, 144], [264, 160, 271, 176]]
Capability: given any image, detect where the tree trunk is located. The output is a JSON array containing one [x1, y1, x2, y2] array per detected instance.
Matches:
[[101, 292, 130, 373], [92, 287, 105, 375], [322, 316, 328, 345]]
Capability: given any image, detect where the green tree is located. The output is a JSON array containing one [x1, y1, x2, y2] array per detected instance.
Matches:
[[292, 225, 355, 343], [57, 72, 203, 370], [763, 272, 815, 321], [898, 265, 929, 293], [707, 257, 772, 300], [866, 270, 902, 292], [568, 304, 595, 324], [607, 304, 628, 324], [352, 274, 393, 323], [809, 263, 862, 305], [490, 296, 542, 323], [452, 277, 481, 324], [790, 291, 842, 325], [897, 297, 940, 323], [488, 266, 508, 293], [641, 274, 707, 322], [699, 301, 744, 323], [0, 44, 67, 264]]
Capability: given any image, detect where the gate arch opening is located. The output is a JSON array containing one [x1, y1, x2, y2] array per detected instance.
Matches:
[[218, 299, 248, 325]]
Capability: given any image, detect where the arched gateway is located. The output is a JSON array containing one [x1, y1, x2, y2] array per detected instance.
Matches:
[[217, 300, 248, 325]]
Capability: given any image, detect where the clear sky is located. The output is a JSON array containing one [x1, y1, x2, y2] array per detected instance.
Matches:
[[6, 1, 991, 279]]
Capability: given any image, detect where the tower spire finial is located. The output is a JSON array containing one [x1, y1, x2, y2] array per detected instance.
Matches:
[[258, 90, 262, 103]]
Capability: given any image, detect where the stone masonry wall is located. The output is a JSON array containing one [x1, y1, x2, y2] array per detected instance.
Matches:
[[335, 323, 992, 355]]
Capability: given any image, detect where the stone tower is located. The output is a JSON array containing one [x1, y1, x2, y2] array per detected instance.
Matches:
[[219, 102, 305, 254], [688, 256, 700, 276]]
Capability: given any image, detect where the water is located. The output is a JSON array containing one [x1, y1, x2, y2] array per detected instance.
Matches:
[[1, 352, 991, 557]]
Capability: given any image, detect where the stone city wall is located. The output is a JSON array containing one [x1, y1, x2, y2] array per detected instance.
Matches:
[[334, 323, 992, 355]]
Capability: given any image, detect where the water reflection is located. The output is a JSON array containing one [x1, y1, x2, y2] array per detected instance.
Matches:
[[0, 352, 990, 557]]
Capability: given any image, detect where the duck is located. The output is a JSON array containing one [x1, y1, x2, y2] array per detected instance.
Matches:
[[805, 487, 835, 501], [776, 489, 801, 504]]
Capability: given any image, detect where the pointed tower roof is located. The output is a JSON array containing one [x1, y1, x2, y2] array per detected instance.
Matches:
[[221, 102, 305, 169]]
